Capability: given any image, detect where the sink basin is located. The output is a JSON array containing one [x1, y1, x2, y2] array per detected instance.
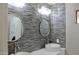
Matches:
[[45, 43, 60, 48], [45, 43, 61, 52]]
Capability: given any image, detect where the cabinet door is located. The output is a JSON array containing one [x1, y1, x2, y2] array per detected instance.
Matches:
[[8, 42, 15, 55]]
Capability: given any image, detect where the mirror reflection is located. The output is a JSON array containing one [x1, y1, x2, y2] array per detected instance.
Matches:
[[8, 14, 23, 41], [40, 19, 50, 37]]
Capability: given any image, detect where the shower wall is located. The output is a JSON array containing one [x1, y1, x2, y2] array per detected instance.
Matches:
[[8, 3, 66, 52]]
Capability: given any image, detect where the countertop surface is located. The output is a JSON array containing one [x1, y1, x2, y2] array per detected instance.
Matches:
[[14, 48, 65, 55]]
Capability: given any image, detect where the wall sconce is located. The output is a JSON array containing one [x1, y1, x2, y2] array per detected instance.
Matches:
[[38, 6, 51, 16], [76, 10, 79, 24]]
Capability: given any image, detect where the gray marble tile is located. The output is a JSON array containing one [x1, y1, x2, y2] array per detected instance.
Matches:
[[8, 3, 66, 52]]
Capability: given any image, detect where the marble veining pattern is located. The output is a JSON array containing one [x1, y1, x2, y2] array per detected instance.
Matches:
[[8, 3, 66, 52]]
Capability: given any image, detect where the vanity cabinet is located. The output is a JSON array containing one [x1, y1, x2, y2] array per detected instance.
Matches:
[[8, 42, 15, 55]]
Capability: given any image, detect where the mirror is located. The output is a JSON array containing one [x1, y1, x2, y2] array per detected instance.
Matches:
[[8, 14, 23, 42], [40, 19, 50, 37]]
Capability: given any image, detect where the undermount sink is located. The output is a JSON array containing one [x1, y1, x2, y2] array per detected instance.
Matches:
[[45, 43, 61, 52]]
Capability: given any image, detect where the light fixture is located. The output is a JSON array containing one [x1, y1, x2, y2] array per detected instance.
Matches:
[[8, 3, 25, 8], [76, 10, 79, 24], [38, 6, 51, 16]]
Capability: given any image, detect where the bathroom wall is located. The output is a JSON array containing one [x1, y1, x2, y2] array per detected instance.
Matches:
[[0, 3, 8, 55], [17, 4, 44, 52], [8, 14, 22, 41], [66, 3, 79, 55], [8, 4, 45, 52], [50, 3, 66, 48], [8, 3, 66, 52]]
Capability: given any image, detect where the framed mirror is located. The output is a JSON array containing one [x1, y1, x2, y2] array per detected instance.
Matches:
[[39, 19, 50, 37], [8, 14, 24, 42]]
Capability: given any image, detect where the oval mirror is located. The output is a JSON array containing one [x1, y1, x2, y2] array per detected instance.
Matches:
[[40, 19, 50, 37], [8, 14, 23, 41]]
